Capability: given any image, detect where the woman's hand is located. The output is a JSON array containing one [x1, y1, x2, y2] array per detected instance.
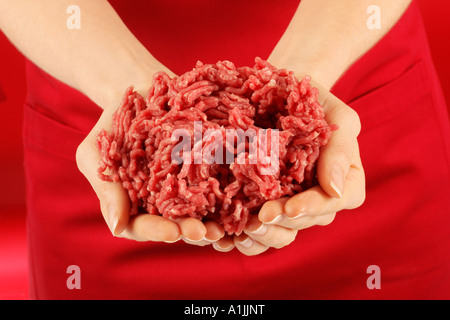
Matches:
[[215, 0, 410, 256], [214, 81, 366, 255], [76, 84, 226, 246]]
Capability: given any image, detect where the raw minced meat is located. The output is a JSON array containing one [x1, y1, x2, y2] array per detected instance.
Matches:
[[97, 57, 334, 235]]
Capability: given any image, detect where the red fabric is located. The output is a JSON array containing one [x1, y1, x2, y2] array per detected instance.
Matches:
[[0, 83, 5, 102], [23, 0, 450, 299]]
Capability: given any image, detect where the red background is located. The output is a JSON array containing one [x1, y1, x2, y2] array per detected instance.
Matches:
[[0, 0, 449, 299]]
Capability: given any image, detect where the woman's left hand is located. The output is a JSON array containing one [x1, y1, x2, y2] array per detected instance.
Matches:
[[213, 81, 366, 255]]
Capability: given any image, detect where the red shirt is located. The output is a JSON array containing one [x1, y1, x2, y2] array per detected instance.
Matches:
[[23, 0, 450, 299]]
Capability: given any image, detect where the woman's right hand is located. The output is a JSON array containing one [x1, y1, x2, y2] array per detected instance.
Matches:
[[0, 0, 228, 247], [76, 83, 225, 246]]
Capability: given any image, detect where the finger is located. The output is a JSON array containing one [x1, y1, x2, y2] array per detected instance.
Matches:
[[204, 220, 226, 241], [234, 234, 269, 256], [287, 145, 365, 216], [244, 214, 297, 249], [180, 220, 225, 246], [268, 210, 337, 231], [258, 197, 290, 225], [116, 213, 181, 242], [317, 92, 361, 199], [175, 217, 207, 242], [212, 235, 235, 252], [76, 111, 130, 235], [280, 163, 365, 230], [95, 179, 130, 235], [285, 186, 339, 218]]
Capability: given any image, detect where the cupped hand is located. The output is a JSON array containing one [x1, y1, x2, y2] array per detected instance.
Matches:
[[76, 85, 226, 246], [215, 81, 366, 255]]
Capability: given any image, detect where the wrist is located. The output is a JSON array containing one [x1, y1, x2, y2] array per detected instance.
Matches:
[[77, 47, 174, 109], [268, 44, 350, 91], [87, 64, 154, 109], [267, 9, 354, 91]]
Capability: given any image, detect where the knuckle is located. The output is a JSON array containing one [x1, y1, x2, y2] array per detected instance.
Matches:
[[334, 148, 352, 168], [95, 181, 111, 200], [345, 174, 366, 210], [237, 246, 259, 256], [260, 199, 281, 213], [75, 143, 85, 169], [259, 198, 286, 221], [75, 140, 90, 172], [353, 188, 366, 209], [317, 212, 336, 226], [273, 230, 298, 249], [291, 219, 310, 231], [345, 107, 361, 136]]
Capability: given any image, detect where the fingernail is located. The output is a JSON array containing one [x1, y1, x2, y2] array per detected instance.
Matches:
[[265, 215, 283, 225], [212, 242, 234, 252], [286, 212, 307, 220], [249, 223, 267, 236], [237, 237, 253, 248], [181, 235, 215, 243], [181, 235, 203, 243], [164, 235, 182, 243], [330, 166, 344, 198], [108, 204, 118, 235], [203, 236, 219, 243]]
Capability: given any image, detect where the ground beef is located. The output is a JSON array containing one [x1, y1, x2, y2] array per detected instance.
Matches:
[[96, 57, 334, 235]]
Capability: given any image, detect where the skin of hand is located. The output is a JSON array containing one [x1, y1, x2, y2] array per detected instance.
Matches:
[[213, 80, 366, 255], [0, 0, 225, 247], [212, 0, 411, 255], [76, 83, 226, 246]]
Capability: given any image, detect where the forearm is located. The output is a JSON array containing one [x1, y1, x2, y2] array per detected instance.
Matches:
[[268, 0, 412, 90], [0, 0, 169, 108]]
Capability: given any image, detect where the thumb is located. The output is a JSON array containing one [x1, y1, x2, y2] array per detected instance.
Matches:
[[316, 92, 361, 198], [76, 110, 130, 235]]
